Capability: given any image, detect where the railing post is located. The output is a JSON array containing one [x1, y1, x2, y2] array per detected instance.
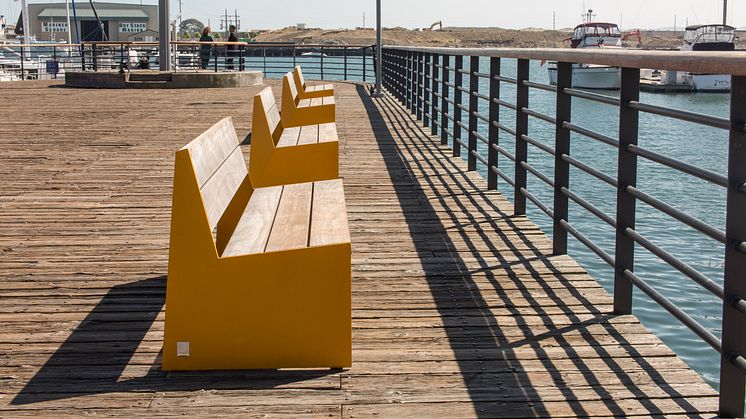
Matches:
[[214, 45, 219, 72], [320, 47, 325, 80], [344, 46, 348, 80], [431, 54, 439, 135], [80, 45, 86, 71], [92, 45, 98, 72], [239, 45, 245, 71], [719, 74, 746, 419], [440, 55, 451, 146], [262, 47, 267, 75], [467, 56, 480, 171], [416, 52, 424, 121], [409, 51, 416, 114], [553, 62, 573, 255], [20, 46, 25, 78], [453, 55, 464, 158], [613, 67, 640, 315], [423, 53, 431, 127], [514, 59, 530, 215], [362, 46, 367, 82], [487, 57, 500, 190]]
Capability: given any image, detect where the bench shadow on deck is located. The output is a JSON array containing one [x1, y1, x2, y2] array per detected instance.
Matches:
[[7, 81, 714, 417]]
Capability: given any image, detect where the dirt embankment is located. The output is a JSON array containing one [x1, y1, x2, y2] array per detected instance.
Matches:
[[254, 26, 746, 50]]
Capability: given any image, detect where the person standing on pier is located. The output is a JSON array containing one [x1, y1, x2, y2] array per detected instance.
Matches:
[[199, 27, 214, 69], [226, 25, 238, 70]]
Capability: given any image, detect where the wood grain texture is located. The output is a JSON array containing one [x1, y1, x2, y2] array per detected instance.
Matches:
[[0, 80, 717, 417], [222, 185, 283, 256], [265, 183, 313, 252]]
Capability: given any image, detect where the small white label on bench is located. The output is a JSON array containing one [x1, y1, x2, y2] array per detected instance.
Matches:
[[177, 341, 190, 357]]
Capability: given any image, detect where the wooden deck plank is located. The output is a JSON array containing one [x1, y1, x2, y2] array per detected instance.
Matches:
[[0, 80, 717, 417]]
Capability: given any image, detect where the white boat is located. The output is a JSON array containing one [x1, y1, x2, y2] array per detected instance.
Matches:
[[681, 24, 734, 92], [548, 11, 622, 90]]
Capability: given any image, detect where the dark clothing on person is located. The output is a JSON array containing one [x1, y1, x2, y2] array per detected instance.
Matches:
[[226, 32, 238, 70], [200, 34, 213, 69]]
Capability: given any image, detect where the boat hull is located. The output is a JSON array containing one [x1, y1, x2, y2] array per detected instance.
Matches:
[[548, 65, 621, 90], [691, 74, 731, 92]]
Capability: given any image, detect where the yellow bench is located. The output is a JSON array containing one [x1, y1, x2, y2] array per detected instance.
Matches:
[[250, 87, 339, 188], [293, 65, 335, 99], [281, 72, 336, 127], [164, 116, 352, 371]]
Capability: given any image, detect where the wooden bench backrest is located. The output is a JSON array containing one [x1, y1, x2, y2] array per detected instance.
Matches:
[[178, 117, 247, 231], [294, 65, 306, 89], [255, 87, 283, 147], [283, 72, 300, 105]]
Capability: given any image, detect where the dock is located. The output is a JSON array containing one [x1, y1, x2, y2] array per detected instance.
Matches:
[[0, 80, 719, 417]]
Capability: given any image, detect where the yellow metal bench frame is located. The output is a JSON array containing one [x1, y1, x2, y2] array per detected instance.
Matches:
[[250, 87, 339, 188], [281, 72, 336, 127], [164, 117, 351, 371], [294, 65, 335, 99]]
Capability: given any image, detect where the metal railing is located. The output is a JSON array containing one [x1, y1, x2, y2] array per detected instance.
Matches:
[[0, 42, 374, 82], [381, 46, 746, 418]]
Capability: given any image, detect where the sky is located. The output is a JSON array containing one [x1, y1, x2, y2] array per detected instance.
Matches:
[[2, 0, 743, 31]]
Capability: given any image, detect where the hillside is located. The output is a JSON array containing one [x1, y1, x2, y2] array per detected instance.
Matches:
[[253, 26, 746, 49]]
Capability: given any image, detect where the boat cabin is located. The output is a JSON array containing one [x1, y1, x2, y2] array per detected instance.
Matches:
[[683, 24, 736, 51], [570, 22, 622, 48]]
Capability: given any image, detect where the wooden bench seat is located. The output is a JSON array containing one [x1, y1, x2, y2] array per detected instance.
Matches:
[[164, 116, 351, 371], [294, 65, 335, 99], [281, 72, 335, 127], [250, 87, 339, 187]]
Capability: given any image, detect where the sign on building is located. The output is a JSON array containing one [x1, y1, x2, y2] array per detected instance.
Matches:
[[119, 22, 146, 33]]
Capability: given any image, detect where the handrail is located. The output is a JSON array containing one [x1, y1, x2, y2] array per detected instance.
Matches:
[[386, 45, 746, 76], [380, 46, 746, 418]]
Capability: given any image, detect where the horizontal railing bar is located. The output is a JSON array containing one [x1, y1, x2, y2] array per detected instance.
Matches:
[[561, 187, 616, 228], [560, 219, 616, 267], [443, 127, 454, 138], [473, 71, 491, 78], [623, 269, 722, 353], [471, 149, 489, 165], [491, 166, 516, 187], [521, 161, 555, 187], [735, 298, 746, 317], [521, 134, 556, 156], [738, 241, 746, 255], [456, 86, 469, 93], [445, 81, 456, 88], [455, 137, 468, 148], [444, 97, 455, 105], [624, 227, 725, 299], [626, 186, 726, 244], [562, 154, 618, 187], [522, 108, 557, 125], [494, 121, 516, 136], [456, 120, 469, 130], [474, 131, 489, 144], [473, 111, 490, 123], [627, 144, 727, 187], [494, 98, 517, 110], [564, 88, 620, 106], [456, 103, 469, 112], [520, 187, 554, 219], [494, 75, 518, 84], [443, 112, 455, 121], [563, 122, 619, 148], [493, 143, 516, 161], [733, 355, 746, 375], [523, 80, 557, 92], [473, 91, 490, 101], [629, 101, 730, 130], [385, 46, 746, 77]]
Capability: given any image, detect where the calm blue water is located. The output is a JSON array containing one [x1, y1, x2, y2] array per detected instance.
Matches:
[[456, 58, 729, 389], [264, 55, 730, 389]]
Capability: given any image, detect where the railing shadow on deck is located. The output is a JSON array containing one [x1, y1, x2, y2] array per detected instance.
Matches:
[[11, 276, 337, 405], [355, 84, 699, 417]]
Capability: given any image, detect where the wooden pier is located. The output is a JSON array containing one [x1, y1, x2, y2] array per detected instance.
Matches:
[[0, 80, 719, 417]]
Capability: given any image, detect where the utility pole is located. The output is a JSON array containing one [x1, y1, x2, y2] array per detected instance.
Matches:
[[723, 0, 728, 25], [158, 0, 170, 70], [363, 12, 365, 29], [373, 0, 382, 96], [552, 12, 555, 30], [65, 0, 71, 44], [19, 0, 29, 42]]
